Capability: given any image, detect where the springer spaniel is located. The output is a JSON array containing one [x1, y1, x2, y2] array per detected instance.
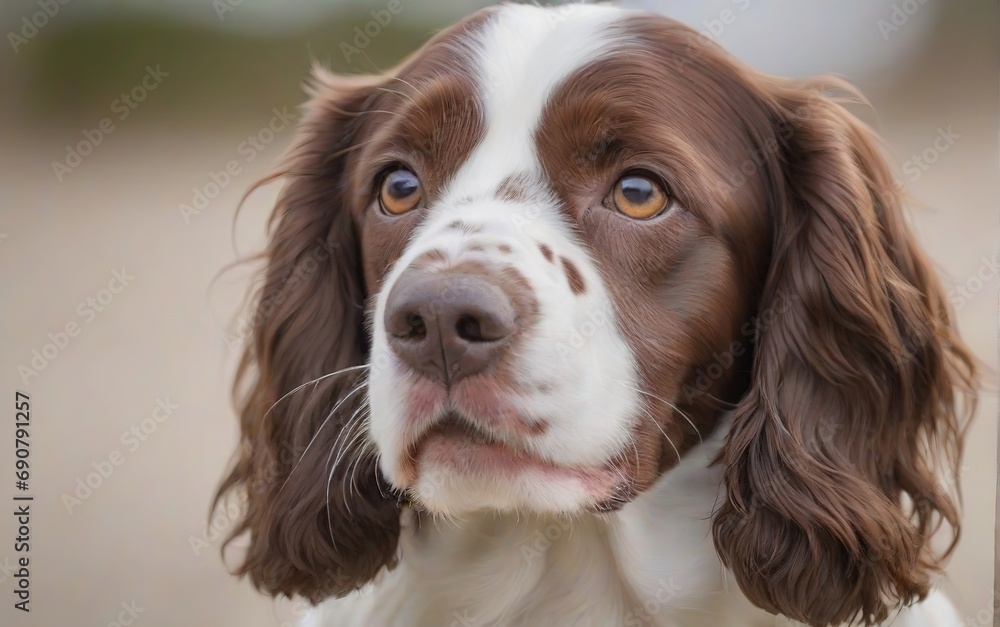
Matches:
[[214, 4, 978, 626]]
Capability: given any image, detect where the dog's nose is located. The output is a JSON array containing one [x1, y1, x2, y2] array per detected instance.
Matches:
[[384, 269, 518, 385]]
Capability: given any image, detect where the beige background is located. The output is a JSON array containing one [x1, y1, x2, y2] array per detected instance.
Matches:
[[0, 1, 996, 626]]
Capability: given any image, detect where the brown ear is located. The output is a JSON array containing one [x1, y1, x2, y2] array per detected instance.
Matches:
[[212, 68, 400, 602], [712, 78, 977, 626]]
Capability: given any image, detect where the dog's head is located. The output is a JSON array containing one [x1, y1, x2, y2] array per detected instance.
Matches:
[[214, 5, 976, 625]]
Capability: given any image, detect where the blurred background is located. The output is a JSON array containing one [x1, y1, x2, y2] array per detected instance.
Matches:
[[0, 1, 996, 625]]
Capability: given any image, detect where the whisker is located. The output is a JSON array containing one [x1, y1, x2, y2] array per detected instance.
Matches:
[[346, 440, 377, 507], [324, 398, 372, 540], [276, 377, 368, 496], [325, 400, 373, 538], [630, 439, 641, 477], [324, 416, 365, 547], [263, 364, 369, 420], [599, 373, 702, 444], [341, 403, 374, 508], [372, 450, 388, 499], [637, 403, 681, 466], [698, 389, 738, 410]]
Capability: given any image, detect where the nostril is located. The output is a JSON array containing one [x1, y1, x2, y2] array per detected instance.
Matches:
[[400, 312, 427, 340], [455, 314, 485, 342]]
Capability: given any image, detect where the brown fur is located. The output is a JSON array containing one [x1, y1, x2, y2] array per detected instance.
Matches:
[[212, 12, 493, 602], [213, 8, 977, 625], [212, 69, 399, 602], [712, 76, 977, 625]]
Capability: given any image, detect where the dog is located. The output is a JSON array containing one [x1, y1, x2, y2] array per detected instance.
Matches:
[[214, 4, 977, 625]]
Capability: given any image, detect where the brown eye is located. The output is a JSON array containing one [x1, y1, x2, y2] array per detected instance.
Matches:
[[611, 173, 670, 219], [380, 168, 422, 215]]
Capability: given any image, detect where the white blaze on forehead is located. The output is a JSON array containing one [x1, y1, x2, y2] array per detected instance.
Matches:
[[445, 4, 631, 200]]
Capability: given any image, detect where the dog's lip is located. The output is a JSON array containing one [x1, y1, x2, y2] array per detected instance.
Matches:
[[409, 412, 616, 486], [428, 412, 505, 446]]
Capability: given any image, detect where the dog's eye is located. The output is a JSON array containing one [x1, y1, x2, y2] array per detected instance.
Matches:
[[380, 168, 422, 215], [610, 172, 670, 220]]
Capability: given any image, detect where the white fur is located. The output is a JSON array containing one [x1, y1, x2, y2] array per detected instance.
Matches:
[[367, 3, 642, 516], [326, 4, 961, 625]]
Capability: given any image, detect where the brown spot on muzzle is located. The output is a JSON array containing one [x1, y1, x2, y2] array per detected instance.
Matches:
[[560, 256, 586, 294]]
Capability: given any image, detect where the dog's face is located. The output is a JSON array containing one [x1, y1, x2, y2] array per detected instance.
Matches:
[[362, 4, 759, 516], [216, 5, 975, 625], [344, 4, 774, 517]]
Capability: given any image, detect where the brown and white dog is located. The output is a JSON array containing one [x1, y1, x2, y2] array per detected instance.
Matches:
[[214, 4, 978, 626]]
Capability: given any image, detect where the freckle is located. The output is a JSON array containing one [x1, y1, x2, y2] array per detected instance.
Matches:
[[448, 220, 464, 230], [413, 249, 448, 268], [561, 257, 586, 295], [468, 243, 485, 252], [498, 244, 512, 254], [536, 382, 552, 394], [538, 244, 554, 263], [525, 420, 549, 436]]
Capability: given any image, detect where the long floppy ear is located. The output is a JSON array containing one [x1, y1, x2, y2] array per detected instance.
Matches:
[[212, 68, 400, 602], [712, 78, 977, 626]]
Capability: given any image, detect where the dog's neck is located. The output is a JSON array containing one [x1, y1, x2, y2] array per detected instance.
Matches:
[[316, 419, 772, 626]]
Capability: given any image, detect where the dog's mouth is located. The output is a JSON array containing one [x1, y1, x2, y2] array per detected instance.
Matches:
[[409, 412, 530, 470], [431, 412, 499, 443], [401, 412, 622, 507]]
